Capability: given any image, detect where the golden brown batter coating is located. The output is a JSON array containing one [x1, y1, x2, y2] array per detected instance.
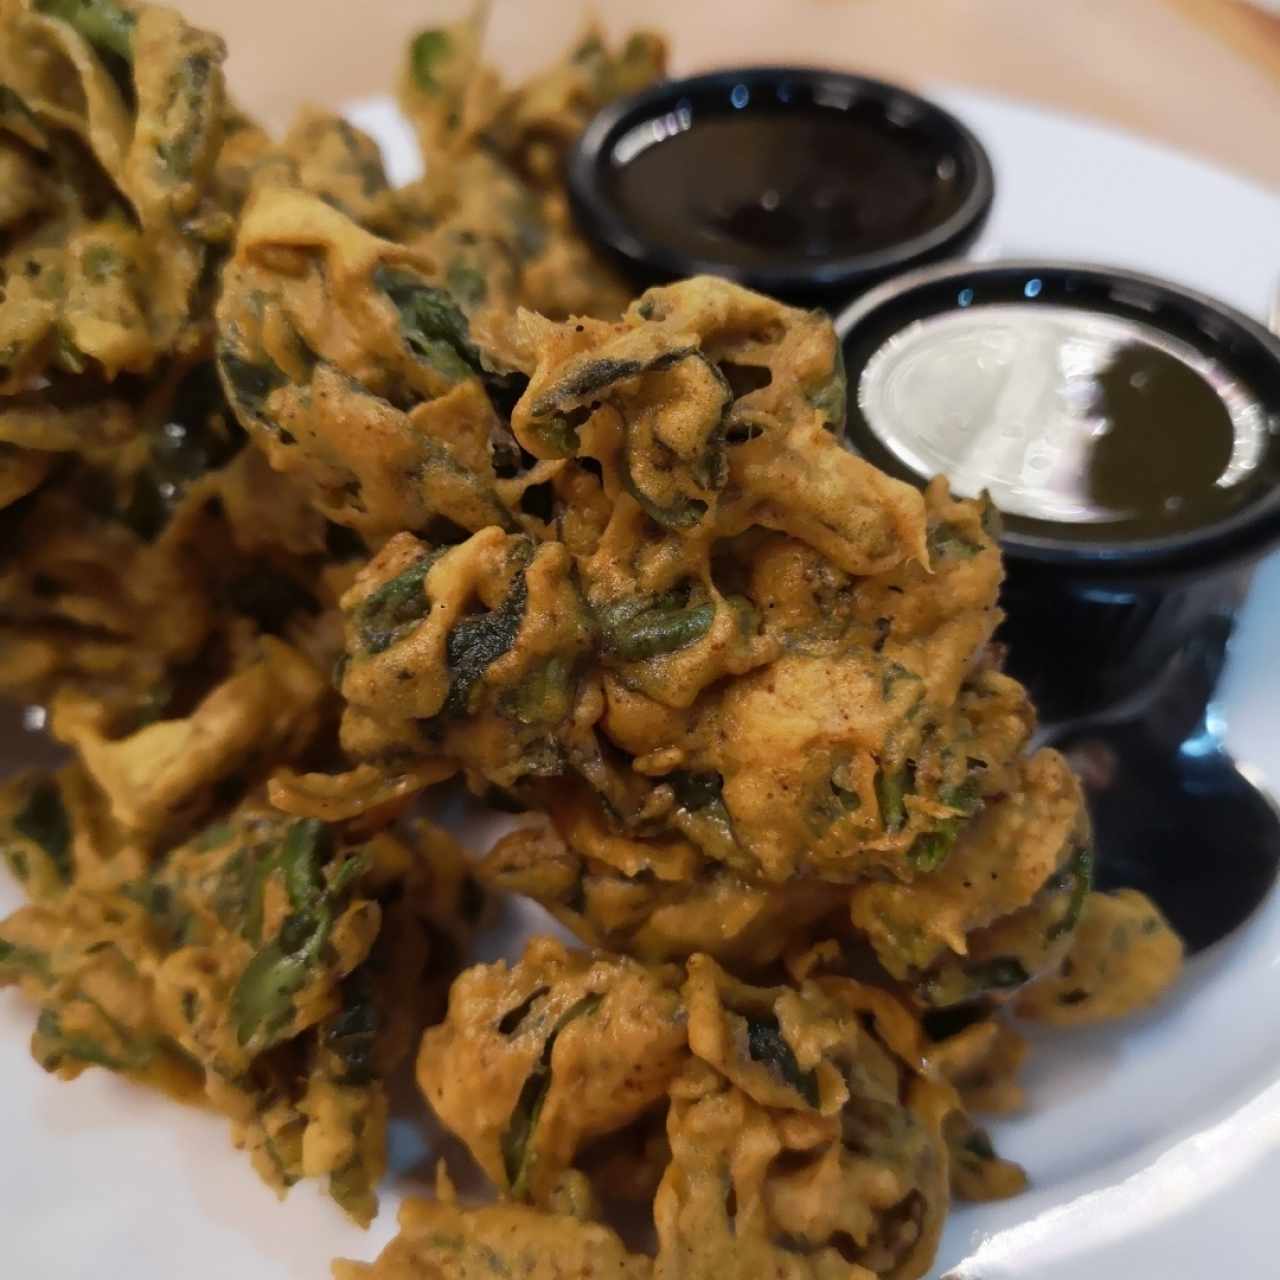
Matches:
[[216, 187, 524, 542], [0, 1, 389, 726], [481, 817, 846, 969], [514, 280, 921, 569], [394, 21, 664, 327], [0, 788, 482, 1223], [337, 527, 593, 795], [418, 936, 686, 1207], [481, 28, 667, 191], [477, 682, 1079, 1002], [850, 749, 1091, 1005], [0, 0, 233, 407], [0, 8, 1189, 1271], [50, 633, 327, 841], [1015, 889, 1184, 1027], [334, 1193, 651, 1280], [329, 280, 1037, 907], [654, 1063, 948, 1280], [654, 962, 958, 1279], [415, 939, 1027, 1278]]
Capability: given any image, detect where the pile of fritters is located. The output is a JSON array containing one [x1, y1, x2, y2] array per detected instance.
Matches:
[[0, 4, 1183, 1276]]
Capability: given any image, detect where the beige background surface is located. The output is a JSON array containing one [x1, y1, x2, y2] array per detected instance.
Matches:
[[176, 0, 1280, 189]]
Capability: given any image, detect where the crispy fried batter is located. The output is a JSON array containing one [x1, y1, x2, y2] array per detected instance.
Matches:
[[419, 936, 686, 1207], [334, 1194, 651, 1280], [415, 939, 1022, 1278], [0, 7, 1187, 1272], [0, 787, 481, 1223], [651, 965, 955, 1280], [394, 21, 661, 328], [1015, 889, 1184, 1026]]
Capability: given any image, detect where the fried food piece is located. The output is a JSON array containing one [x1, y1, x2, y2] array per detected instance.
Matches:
[[509, 290, 989, 882], [333, 1194, 651, 1280], [0, 6, 393, 721], [0, 490, 210, 701], [480, 817, 845, 969], [653, 964, 958, 1280], [0, 482, 341, 710], [942, 1112, 1029, 1204], [280, 110, 392, 231], [1015, 889, 1183, 1026], [0, 369, 243, 664], [398, 14, 495, 160], [0, 0, 233, 405], [474, 600, 1049, 975], [338, 280, 1013, 896], [418, 941, 1010, 1277], [0, 350, 348, 710], [217, 185, 531, 540], [0, 882, 202, 1095], [394, 21, 664, 327], [685, 954, 855, 1113], [654, 1063, 948, 1280], [926, 1014, 1029, 1116], [926, 1013, 1030, 1201], [400, 19, 663, 183], [850, 750, 1091, 1006], [515, 279, 922, 569], [50, 633, 327, 842], [0, 760, 147, 898], [418, 936, 686, 1207], [338, 527, 593, 795], [0, 791, 480, 1223], [484, 27, 666, 190]]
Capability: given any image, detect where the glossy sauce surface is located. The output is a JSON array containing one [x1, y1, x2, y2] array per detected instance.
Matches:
[[855, 305, 1269, 539], [607, 105, 964, 271]]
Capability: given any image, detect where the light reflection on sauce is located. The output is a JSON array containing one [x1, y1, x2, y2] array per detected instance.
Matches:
[[856, 305, 1268, 538]]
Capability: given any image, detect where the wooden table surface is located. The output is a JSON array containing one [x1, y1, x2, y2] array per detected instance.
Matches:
[[176, 0, 1280, 190]]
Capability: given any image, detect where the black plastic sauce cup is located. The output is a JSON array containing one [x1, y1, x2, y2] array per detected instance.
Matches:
[[568, 67, 994, 301], [836, 260, 1280, 722]]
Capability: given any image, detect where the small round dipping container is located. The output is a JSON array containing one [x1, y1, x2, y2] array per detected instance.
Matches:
[[568, 67, 994, 299], [837, 259, 1280, 718]]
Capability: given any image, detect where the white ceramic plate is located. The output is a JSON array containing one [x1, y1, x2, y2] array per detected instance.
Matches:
[[3, 88, 1280, 1280]]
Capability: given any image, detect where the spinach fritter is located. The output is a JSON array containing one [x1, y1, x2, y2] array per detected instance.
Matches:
[[0, 9, 1185, 1274]]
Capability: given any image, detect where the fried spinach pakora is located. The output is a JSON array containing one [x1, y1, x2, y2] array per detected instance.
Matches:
[[0, 0, 239, 430], [393, 20, 663, 330], [378, 895, 1179, 1276], [364, 938, 976, 1280], [1014, 887, 1183, 1027], [334, 1189, 650, 1280], [216, 184, 530, 543], [0, 0, 341, 712], [0, 0, 488, 1228], [0, 780, 482, 1222], [325, 214, 1180, 1280], [330, 274, 1133, 1012], [419, 936, 687, 1210], [0, 5, 1189, 1276]]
